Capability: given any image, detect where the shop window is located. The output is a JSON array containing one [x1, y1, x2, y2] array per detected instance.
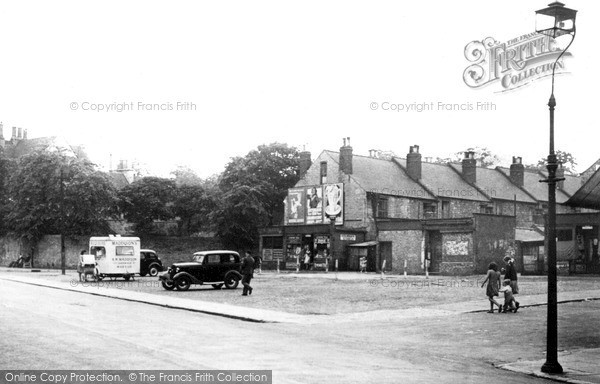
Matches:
[[479, 204, 494, 214], [376, 197, 389, 218], [423, 202, 437, 219], [262, 235, 284, 262], [320, 162, 327, 184]]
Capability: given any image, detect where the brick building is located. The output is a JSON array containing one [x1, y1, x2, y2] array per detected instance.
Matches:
[[260, 139, 588, 275], [0, 122, 88, 160]]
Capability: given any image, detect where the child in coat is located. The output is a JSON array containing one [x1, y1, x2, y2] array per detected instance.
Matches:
[[481, 262, 502, 313]]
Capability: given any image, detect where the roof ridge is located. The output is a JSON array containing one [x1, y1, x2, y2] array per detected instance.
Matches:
[[446, 163, 492, 201]]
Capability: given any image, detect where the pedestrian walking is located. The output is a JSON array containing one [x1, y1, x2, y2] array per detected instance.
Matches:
[[241, 251, 255, 296], [481, 262, 502, 313], [499, 279, 519, 313], [503, 256, 520, 308]]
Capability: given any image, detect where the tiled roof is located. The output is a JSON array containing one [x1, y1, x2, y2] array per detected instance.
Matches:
[[396, 159, 489, 202], [448, 164, 536, 203], [307, 149, 586, 205], [7, 136, 78, 158], [538, 170, 583, 197], [107, 171, 130, 190], [497, 167, 570, 204], [323, 151, 435, 200]]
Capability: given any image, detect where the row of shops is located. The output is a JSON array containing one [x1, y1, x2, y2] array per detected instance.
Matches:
[[258, 143, 600, 275], [260, 214, 600, 275]]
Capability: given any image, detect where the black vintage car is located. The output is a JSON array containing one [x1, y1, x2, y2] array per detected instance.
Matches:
[[140, 249, 164, 277], [159, 250, 242, 291]]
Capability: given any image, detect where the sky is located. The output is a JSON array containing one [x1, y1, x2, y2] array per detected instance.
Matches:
[[0, 0, 598, 178]]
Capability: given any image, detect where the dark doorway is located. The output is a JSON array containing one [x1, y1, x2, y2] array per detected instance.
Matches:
[[379, 241, 393, 272], [427, 230, 442, 273]]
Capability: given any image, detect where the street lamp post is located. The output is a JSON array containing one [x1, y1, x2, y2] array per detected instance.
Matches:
[[535, 1, 577, 375], [60, 167, 66, 275]]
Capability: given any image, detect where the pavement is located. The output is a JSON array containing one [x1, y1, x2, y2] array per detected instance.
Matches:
[[2, 267, 600, 383], [499, 349, 600, 384]]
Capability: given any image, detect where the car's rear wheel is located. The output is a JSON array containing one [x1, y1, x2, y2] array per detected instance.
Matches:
[[212, 283, 223, 289], [224, 271, 240, 289], [162, 280, 175, 290], [175, 275, 192, 291], [149, 265, 160, 277]]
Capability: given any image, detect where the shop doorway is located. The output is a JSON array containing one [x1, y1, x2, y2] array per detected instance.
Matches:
[[426, 230, 442, 273], [575, 226, 599, 273], [379, 242, 392, 272]]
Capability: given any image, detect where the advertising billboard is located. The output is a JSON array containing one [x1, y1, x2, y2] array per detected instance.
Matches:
[[285, 188, 305, 224], [284, 184, 343, 226]]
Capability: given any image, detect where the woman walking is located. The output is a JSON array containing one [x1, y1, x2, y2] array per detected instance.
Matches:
[[503, 256, 520, 310], [481, 262, 502, 313]]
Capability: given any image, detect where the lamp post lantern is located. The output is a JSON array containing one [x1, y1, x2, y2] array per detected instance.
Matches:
[[535, 1, 577, 375]]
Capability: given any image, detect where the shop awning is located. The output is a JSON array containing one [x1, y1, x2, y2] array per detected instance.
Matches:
[[515, 228, 544, 243], [348, 241, 378, 247]]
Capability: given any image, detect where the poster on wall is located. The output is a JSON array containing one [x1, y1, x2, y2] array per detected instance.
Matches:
[[324, 183, 344, 225], [285, 189, 305, 224], [306, 186, 324, 224]]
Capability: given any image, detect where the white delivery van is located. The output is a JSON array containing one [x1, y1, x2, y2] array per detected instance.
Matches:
[[89, 235, 141, 281]]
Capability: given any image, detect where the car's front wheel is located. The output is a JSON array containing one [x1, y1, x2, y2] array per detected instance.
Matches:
[[175, 275, 192, 291], [224, 271, 240, 289], [161, 280, 175, 290], [149, 265, 160, 277]]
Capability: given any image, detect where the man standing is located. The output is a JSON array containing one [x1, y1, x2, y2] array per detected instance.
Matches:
[[241, 251, 255, 296]]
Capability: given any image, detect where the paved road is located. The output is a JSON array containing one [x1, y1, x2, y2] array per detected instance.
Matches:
[[3, 278, 594, 383]]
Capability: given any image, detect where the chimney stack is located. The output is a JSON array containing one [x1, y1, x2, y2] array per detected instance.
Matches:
[[556, 163, 565, 190], [462, 151, 477, 184], [23, 128, 28, 140], [406, 145, 422, 180], [12, 126, 17, 140], [339, 137, 353, 175], [17, 127, 22, 139], [0, 122, 4, 148], [299, 150, 312, 177], [509, 156, 524, 187]]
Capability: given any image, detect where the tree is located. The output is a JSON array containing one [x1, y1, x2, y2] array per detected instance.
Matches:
[[530, 150, 578, 175], [118, 177, 177, 234], [173, 184, 216, 235], [213, 143, 301, 249], [453, 147, 500, 168], [171, 165, 203, 186], [0, 153, 16, 235], [4, 151, 118, 241]]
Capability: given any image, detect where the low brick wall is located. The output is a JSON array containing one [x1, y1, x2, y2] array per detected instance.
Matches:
[[0, 234, 225, 269]]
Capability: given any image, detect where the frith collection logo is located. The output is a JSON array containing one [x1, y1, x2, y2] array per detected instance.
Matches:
[[463, 32, 572, 92]]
